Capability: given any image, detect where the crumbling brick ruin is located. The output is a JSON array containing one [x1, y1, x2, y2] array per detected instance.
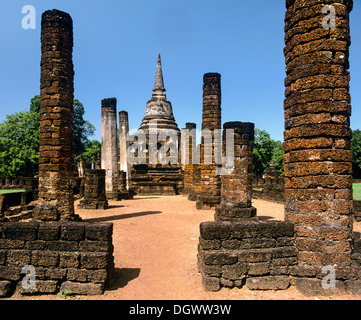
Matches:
[[119, 110, 130, 186], [198, 0, 361, 295], [1, 0, 360, 299], [0, 9, 114, 297], [36, 9, 77, 221], [215, 122, 257, 221], [182, 123, 197, 196], [77, 169, 108, 210], [0, 221, 114, 297], [129, 54, 183, 195], [283, 0, 357, 293], [196, 73, 222, 210], [101, 98, 121, 201]]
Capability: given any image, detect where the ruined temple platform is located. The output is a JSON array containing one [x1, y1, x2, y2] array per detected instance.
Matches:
[[4, 195, 361, 301]]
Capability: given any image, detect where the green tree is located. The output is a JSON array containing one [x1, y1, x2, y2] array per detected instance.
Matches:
[[253, 129, 284, 177], [271, 140, 284, 177], [0, 109, 39, 176], [73, 99, 95, 156], [82, 140, 101, 163], [0, 95, 95, 177], [351, 129, 361, 178]]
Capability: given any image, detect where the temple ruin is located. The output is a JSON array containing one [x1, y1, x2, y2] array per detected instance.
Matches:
[[0, 0, 360, 298], [129, 53, 183, 195]]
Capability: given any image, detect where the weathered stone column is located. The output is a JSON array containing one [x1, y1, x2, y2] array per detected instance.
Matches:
[[196, 73, 222, 209], [188, 145, 201, 201], [183, 123, 197, 196], [284, 0, 354, 274], [101, 98, 120, 200], [77, 169, 108, 210], [119, 110, 130, 185], [215, 122, 257, 221], [36, 9, 77, 221]]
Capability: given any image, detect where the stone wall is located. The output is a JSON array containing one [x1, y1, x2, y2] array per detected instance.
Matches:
[[252, 177, 285, 203], [198, 219, 361, 295], [198, 220, 297, 291], [0, 221, 114, 297]]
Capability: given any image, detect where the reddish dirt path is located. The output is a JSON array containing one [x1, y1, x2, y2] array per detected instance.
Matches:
[[7, 196, 361, 300]]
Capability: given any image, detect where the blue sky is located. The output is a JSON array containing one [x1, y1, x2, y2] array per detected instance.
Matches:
[[0, 0, 360, 143]]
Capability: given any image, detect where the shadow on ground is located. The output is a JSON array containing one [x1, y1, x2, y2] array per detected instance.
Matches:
[[106, 204, 125, 209], [257, 215, 277, 221], [109, 268, 141, 290], [131, 197, 161, 200], [84, 211, 162, 223]]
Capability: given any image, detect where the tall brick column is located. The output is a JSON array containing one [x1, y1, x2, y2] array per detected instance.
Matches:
[[196, 73, 222, 209], [215, 122, 257, 221], [119, 110, 130, 185], [284, 0, 354, 271], [36, 9, 77, 221], [101, 98, 120, 200], [183, 123, 197, 196]]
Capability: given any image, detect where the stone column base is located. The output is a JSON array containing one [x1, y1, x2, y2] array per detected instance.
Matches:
[[214, 204, 257, 221], [196, 195, 221, 210]]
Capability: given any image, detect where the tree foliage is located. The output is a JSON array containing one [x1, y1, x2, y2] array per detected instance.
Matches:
[[0, 95, 96, 177], [0, 109, 40, 177], [351, 129, 361, 178], [253, 129, 284, 177], [81, 140, 101, 163]]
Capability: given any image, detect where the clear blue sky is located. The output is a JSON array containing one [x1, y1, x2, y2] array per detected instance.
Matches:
[[0, 0, 360, 143]]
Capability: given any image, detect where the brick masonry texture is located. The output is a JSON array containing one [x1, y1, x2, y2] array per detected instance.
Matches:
[[196, 73, 222, 209], [197, 220, 297, 291], [38, 10, 76, 220], [215, 122, 257, 221], [77, 169, 108, 210], [182, 123, 197, 196], [197, 219, 361, 295], [0, 221, 114, 297], [101, 98, 120, 200], [283, 0, 354, 271]]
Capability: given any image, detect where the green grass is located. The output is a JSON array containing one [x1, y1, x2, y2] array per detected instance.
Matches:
[[0, 189, 25, 195], [353, 183, 361, 201]]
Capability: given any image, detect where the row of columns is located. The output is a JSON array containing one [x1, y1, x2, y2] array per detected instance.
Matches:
[[36, 2, 356, 284]]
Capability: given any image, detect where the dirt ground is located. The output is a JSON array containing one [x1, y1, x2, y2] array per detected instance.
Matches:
[[6, 195, 361, 301]]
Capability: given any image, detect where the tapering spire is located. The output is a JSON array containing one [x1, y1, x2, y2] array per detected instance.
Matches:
[[152, 52, 166, 97]]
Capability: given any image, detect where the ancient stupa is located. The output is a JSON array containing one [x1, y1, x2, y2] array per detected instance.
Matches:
[[129, 53, 183, 195]]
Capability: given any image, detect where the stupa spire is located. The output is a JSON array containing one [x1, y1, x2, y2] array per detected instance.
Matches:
[[152, 52, 166, 97]]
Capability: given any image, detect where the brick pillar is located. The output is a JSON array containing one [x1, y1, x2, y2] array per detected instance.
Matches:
[[215, 122, 257, 221], [119, 110, 130, 185], [188, 144, 201, 201], [284, 0, 354, 270], [196, 73, 222, 209], [77, 169, 108, 210], [183, 123, 197, 195], [36, 9, 78, 221], [101, 98, 120, 200]]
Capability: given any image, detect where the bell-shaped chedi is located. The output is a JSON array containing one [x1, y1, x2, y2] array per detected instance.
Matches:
[[129, 53, 183, 195], [139, 53, 179, 132]]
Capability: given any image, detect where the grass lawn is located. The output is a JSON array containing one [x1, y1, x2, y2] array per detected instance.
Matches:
[[354, 183, 361, 201], [0, 189, 25, 195]]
